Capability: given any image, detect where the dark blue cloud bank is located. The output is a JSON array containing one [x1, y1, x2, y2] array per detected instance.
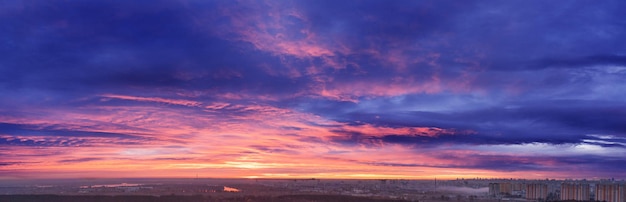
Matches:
[[1, 0, 626, 178]]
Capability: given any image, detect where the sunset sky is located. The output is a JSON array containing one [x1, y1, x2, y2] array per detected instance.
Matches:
[[1, 0, 626, 180]]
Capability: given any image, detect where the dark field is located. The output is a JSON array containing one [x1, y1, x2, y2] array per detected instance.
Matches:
[[0, 194, 408, 202]]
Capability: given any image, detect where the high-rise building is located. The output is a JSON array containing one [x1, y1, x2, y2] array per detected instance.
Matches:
[[595, 183, 625, 202], [500, 182, 513, 195], [489, 183, 500, 197], [489, 182, 515, 197], [512, 182, 525, 196], [526, 183, 548, 200], [512, 183, 524, 192], [561, 182, 590, 201]]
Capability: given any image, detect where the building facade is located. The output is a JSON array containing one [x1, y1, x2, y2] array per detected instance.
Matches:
[[488, 183, 499, 197], [526, 183, 548, 200], [561, 183, 590, 201], [489, 182, 515, 197], [596, 183, 625, 202]]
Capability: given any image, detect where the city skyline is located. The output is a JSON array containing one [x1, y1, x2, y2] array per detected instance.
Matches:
[[1, 0, 626, 180]]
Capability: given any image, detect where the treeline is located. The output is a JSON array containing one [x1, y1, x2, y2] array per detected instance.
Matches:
[[0, 194, 408, 202]]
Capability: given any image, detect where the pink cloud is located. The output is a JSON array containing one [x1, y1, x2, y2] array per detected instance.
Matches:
[[0, 93, 571, 179], [312, 78, 444, 102], [197, 1, 353, 79], [101, 94, 203, 107]]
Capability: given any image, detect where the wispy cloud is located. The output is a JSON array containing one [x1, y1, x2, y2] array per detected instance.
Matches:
[[101, 94, 203, 107]]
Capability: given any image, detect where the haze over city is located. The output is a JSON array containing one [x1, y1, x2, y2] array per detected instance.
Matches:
[[1, 0, 626, 182]]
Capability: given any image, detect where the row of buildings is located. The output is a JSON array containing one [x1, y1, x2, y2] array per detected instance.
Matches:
[[489, 181, 626, 202], [488, 182, 550, 200], [595, 183, 626, 202]]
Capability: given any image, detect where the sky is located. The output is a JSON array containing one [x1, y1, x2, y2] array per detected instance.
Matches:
[[1, 0, 626, 180]]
